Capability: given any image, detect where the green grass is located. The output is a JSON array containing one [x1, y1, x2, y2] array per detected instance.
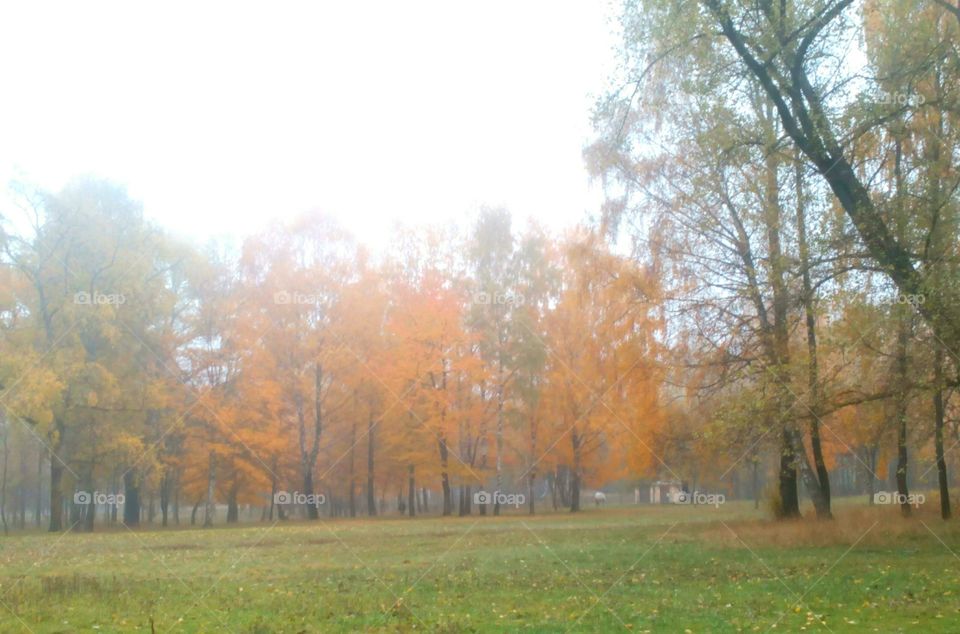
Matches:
[[1, 499, 959, 632]]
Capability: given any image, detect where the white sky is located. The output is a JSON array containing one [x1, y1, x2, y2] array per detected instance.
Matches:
[[0, 1, 619, 252]]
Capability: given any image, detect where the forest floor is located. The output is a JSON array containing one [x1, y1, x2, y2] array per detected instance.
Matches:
[[0, 498, 958, 632]]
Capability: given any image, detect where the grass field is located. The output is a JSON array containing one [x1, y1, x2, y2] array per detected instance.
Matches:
[[1, 499, 959, 632]]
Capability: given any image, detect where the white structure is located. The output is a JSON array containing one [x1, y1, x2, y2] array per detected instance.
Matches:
[[649, 480, 683, 504]]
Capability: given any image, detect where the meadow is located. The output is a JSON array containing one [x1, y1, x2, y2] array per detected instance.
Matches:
[[1, 499, 958, 633]]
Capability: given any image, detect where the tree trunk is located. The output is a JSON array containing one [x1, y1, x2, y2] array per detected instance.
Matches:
[[763, 139, 800, 520], [36, 451, 43, 528], [268, 460, 278, 521], [366, 412, 376, 516], [778, 431, 800, 519], [894, 312, 911, 518], [48, 430, 65, 532], [407, 464, 416, 517], [494, 364, 504, 516], [109, 473, 118, 525], [173, 474, 180, 525], [18, 452, 28, 529], [80, 471, 96, 532], [570, 434, 581, 513], [934, 344, 951, 519], [203, 451, 216, 527], [438, 435, 452, 516], [790, 429, 830, 518], [0, 422, 8, 535], [528, 472, 536, 515], [795, 156, 831, 518], [528, 411, 538, 515], [303, 470, 318, 520], [226, 474, 239, 523], [865, 445, 878, 505], [160, 472, 170, 528], [123, 469, 140, 527], [298, 362, 324, 520], [807, 420, 831, 517]]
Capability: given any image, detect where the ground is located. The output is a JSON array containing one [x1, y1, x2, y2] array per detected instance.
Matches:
[[1, 499, 958, 632]]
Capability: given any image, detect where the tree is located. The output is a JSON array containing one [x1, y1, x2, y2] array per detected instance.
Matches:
[[541, 232, 662, 512]]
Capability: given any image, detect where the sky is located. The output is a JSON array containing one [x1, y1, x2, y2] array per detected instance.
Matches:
[[0, 1, 620, 252]]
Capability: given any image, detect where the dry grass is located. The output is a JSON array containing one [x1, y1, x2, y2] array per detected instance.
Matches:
[[693, 503, 957, 549]]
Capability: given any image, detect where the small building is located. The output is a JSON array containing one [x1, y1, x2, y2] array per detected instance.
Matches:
[[649, 480, 683, 504]]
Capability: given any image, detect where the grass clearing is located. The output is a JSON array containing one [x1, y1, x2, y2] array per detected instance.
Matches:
[[1, 500, 958, 632]]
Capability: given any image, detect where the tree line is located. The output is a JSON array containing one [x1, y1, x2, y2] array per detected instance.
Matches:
[[0, 187, 662, 532]]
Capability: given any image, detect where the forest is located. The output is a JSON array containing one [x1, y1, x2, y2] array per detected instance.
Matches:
[[0, 0, 958, 536], [0, 195, 664, 531]]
